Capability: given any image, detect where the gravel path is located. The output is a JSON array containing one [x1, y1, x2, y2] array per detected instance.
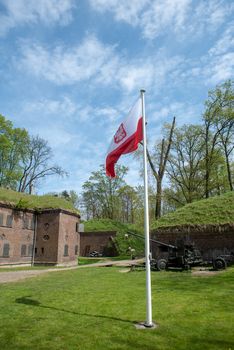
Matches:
[[0, 259, 143, 284]]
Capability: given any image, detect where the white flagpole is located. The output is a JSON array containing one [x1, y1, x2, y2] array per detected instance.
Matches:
[[140, 89, 153, 327]]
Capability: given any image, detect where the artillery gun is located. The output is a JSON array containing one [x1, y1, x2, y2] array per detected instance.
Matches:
[[125, 231, 233, 271]]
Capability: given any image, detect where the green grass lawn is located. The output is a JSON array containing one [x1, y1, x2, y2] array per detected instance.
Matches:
[[0, 267, 233, 350]]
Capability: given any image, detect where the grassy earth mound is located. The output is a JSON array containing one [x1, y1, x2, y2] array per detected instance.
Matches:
[[151, 191, 234, 229]]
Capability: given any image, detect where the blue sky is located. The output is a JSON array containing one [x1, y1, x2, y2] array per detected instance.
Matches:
[[0, 0, 233, 195]]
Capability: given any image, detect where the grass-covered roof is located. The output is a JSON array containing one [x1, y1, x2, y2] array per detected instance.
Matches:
[[0, 187, 79, 214], [151, 191, 234, 229]]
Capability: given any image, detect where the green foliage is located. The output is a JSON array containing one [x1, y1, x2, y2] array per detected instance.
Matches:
[[152, 191, 234, 229], [84, 218, 144, 255], [15, 198, 31, 210], [82, 164, 128, 220], [47, 190, 79, 208], [0, 114, 29, 189], [203, 80, 234, 196], [0, 267, 233, 350], [0, 187, 79, 213]]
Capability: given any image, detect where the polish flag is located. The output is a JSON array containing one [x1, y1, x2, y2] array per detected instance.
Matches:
[[106, 97, 143, 177]]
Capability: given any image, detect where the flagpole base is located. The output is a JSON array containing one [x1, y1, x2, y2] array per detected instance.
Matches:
[[134, 321, 157, 330]]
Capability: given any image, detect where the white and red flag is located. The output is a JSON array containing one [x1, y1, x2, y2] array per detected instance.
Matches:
[[105, 97, 143, 177]]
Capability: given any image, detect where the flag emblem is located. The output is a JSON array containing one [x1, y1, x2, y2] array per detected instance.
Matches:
[[105, 97, 143, 178], [114, 123, 127, 144]]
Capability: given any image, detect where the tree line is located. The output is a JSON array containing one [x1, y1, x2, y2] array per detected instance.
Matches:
[[0, 80, 233, 224]]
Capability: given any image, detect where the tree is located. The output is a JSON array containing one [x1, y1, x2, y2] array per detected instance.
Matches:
[[81, 165, 128, 220], [18, 135, 66, 193], [117, 185, 138, 223], [144, 117, 176, 219], [203, 80, 234, 197], [167, 124, 205, 204], [0, 115, 29, 189]]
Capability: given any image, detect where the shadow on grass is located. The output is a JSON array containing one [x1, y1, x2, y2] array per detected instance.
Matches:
[[15, 296, 135, 325]]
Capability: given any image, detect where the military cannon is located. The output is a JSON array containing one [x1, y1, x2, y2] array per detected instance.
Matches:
[[125, 231, 203, 270], [125, 231, 233, 271]]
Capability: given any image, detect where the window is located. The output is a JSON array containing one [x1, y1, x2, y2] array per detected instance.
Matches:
[[41, 247, 44, 255], [6, 215, 13, 227], [35, 247, 37, 255], [28, 245, 33, 256], [64, 245, 69, 256], [3, 243, 10, 257], [0, 213, 3, 226], [21, 245, 27, 257], [43, 234, 50, 241], [23, 216, 29, 229], [76, 222, 79, 232], [30, 219, 35, 230], [75, 245, 78, 255]]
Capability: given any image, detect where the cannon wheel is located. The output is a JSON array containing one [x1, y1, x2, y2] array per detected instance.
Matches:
[[157, 259, 167, 271], [213, 257, 227, 270]]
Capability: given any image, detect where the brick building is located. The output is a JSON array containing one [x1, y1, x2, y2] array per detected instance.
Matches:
[[0, 203, 80, 266]]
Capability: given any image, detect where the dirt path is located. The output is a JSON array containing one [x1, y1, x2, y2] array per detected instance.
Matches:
[[0, 259, 143, 284]]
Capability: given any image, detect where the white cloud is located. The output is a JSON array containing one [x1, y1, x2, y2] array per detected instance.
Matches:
[[149, 101, 201, 128], [89, 0, 149, 26], [209, 23, 234, 56], [17, 36, 117, 85], [205, 52, 234, 84], [17, 36, 183, 94], [0, 0, 75, 36], [89, 0, 233, 39], [183, 22, 234, 85], [141, 0, 191, 39], [195, 0, 232, 28], [23, 96, 77, 116]]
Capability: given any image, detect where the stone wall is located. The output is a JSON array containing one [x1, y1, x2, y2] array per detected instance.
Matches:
[[79, 231, 117, 257], [151, 224, 234, 260]]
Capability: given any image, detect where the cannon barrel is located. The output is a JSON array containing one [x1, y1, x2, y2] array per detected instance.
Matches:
[[126, 231, 177, 250]]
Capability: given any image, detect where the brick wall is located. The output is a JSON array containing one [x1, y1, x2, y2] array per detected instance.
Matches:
[[34, 211, 60, 265], [79, 231, 117, 257], [0, 205, 34, 265], [57, 212, 80, 266], [151, 224, 234, 260]]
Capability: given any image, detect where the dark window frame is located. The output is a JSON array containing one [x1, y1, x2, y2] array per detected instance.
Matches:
[[6, 215, 13, 228], [21, 244, 27, 257], [3, 243, 10, 257], [28, 244, 33, 257], [64, 245, 69, 256], [23, 215, 29, 229], [0, 213, 3, 226]]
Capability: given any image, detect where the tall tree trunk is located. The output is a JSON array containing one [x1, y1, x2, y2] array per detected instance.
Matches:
[[145, 116, 176, 219], [225, 151, 233, 191], [155, 179, 162, 219]]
